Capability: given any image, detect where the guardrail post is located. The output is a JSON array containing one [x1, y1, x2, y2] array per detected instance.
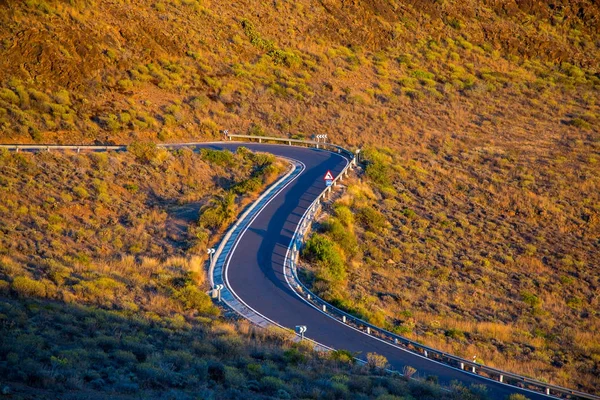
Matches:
[[47, 146, 50, 152], [258, 138, 262, 143], [342, 315, 346, 323], [424, 350, 428, 357], [322, 304, 326, 312], [471, 365, 476, 373], [288, 140, 291, 145], [545, 388, 550, 395], [367, 327, 371, 334], [460, 362, 464, 370], [307, 294, 311, 300], [77, 147, 81, 154], [499, 375, 503, 383], [15, 147, 19, 153]]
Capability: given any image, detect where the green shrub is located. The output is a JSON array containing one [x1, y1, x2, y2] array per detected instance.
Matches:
[[445, 328, 465, 340], [366, 352, 388, 369], [401, 208, 417, 219], [412, 69, 435, 81], [260, 376, 286, 395], [333, 205, 354, 227], [0, 88, 19, 105], [224, 366, 246, 387], [303, 234, 346, 283], [364, 149, 391, 188], [53, 89, 71, 105], [175, 284, 219, 316], [198, 193, 235, 232], [14, 86, 30, 109], [128, 142, 158, 163], [570, 118, 591, 130], [99, 114, 121, 131], [329, 349, 355, 364], [200, 149, 234, 166], [28, 88, 50, 104], [73, 185, 89, 199], [283, 347, 306, 365], [117, 79, 134, 90], [233, 177, 262, 194], [566, 296, 582, 309], [358, 207, 387, 233], [124, 183, 139, 193], [521, 291, 541, 308], [322, 218, 358, 257], [11, 276, 46, 298], [247, 123, 266, 137]]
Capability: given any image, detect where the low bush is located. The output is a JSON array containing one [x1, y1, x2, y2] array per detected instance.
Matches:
[[302, 234, 346, 284], [11, 276, 46, 298]]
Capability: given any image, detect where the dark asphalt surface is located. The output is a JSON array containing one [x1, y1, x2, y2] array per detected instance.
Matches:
[[193, 142, 552, 400]]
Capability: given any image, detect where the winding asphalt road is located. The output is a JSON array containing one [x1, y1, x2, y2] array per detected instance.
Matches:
[[190, 142, 555, 400]]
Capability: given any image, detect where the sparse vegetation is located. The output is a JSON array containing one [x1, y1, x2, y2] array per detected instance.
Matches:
[[301, 141, 600, 392], [0, 1, 597, 145], [0, 150, 481, 399], [1, 0, 599, 396]]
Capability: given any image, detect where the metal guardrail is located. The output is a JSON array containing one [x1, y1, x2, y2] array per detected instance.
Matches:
[[0, 144, 127, 152], [2, 138, 597, 399], [227, 134, 356, 159], [222, 136, 599, 400]]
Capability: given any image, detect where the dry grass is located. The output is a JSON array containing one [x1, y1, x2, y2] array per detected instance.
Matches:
[[303, 140, 600, 391], [0, 1, 597, 146], [0, 0, 599, 395], [0, 148, 284, 317]]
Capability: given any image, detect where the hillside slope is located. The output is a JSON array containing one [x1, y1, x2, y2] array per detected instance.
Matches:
[[1, 0, 599, 395], [0, 149, 486, 399], [0, 0, 598, 145]]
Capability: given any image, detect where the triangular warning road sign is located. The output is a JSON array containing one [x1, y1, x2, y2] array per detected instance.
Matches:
[[324, 170, 334, 180]]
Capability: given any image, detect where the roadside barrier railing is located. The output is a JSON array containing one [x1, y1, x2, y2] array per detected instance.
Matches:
[[226, 134, 356, 160], [222, 135, 599, 400], [0, 144, 127, 152], [3, 138, 597, 399]]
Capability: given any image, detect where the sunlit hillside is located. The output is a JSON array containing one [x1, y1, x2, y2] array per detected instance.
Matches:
[[0, 0, 599, 396]]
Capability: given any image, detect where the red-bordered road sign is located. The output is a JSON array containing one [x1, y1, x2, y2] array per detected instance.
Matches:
[[324, 170, 334, 180]]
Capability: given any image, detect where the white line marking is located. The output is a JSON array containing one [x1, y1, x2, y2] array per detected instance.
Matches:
[[281, 167, 557, 399]]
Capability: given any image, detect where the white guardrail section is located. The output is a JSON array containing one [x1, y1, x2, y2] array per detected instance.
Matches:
[[1, 139, 597, 399], [0, 144, 127, 152], [227, 135, 599, 400]]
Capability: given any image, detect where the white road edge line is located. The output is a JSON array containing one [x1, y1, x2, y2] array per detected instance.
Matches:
[[280, 164, 557, 399], [216, 156, 334, 349], [4, 142, 562, 398]]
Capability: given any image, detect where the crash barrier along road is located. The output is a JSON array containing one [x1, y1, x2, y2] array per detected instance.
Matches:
[[1, 138, 597, 400]]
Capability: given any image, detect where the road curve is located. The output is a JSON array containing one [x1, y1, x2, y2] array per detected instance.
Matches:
[[190, 142, 554, 400]]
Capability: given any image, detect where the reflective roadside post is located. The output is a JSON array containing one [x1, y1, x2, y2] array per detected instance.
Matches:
[[314, 134, 327, 148], [295, 325, 307, 340], [207, 248, 215, 265], [215, 284, 224, 302]]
